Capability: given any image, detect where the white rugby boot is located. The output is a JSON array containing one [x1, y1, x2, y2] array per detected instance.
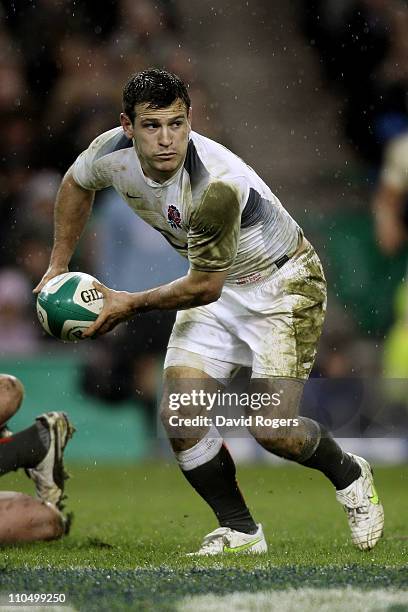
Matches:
[[187, 523, 267, 556], [336, 453, 384, 550], [26, 412, 75, 509]]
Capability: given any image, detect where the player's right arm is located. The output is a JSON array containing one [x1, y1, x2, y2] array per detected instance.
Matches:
[[33, 129, 117, 293], [33, 169, 95, 293]]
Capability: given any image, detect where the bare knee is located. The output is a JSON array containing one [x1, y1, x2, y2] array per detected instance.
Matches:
[[0, 493, 65, 543], [159, 403, 206, 452], [161, 366, 217, 452], [246, 378, 307, 458], [0, 375, 24, 425]]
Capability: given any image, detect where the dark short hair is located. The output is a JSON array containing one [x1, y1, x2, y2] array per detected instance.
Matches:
[[122, 68, 191, 124]]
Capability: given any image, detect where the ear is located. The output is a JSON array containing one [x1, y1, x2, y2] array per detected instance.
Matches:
[[120, 113, 134, 139]]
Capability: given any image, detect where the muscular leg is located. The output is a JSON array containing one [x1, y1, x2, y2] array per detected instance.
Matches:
[[0, 375, 71, 543], [0, 492, 64, 543], [0, 374, 50, 476], [162, 366, 216, 453], [161, 366, 257, 533], [247, 378, 361, 490]]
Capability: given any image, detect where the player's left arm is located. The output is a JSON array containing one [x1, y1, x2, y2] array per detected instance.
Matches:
[[373, 137, 408, 255], [373, 181, 407, 255], [83, 181, 241, 338]]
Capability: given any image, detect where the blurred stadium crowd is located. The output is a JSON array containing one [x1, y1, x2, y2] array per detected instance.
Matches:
[[0, 0, 218, 423], [301, 1, 408, 443], [302, 0, 408, 167], [300, 0, 408, 375], [0, 0, 408, 442]]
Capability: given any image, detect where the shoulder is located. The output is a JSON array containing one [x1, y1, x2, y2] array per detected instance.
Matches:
[[183, 133, 211, 190], [72, 127, 133, 190], [185, 132, 250, 204], [186, 131, 241, 177], [190, 181, 241, 234], [382, 133, 408, 188], [85, 127, 133, 163]]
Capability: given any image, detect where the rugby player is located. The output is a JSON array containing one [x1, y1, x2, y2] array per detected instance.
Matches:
[[0, 374, 74, 542], [35, 68, 384, 554], [373, 132, 408, 255]]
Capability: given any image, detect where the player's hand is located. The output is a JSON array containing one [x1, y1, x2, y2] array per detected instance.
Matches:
[[82, 282, 136, 338], [33, 265, 69, 294]]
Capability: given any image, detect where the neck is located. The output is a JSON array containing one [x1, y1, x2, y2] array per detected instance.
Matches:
[[141, 164, 179, 184]]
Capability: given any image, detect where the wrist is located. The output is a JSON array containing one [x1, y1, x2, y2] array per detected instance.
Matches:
[[49, 255, 70, 269], [128, 290, 150, 313], [126, 291, 143, 313], [49, 264, 69, 275]]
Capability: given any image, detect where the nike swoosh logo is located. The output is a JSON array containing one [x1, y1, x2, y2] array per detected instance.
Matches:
[[369, 485, 380, 505], [126, 192, 142, 199], [223, 537, 262, 553]]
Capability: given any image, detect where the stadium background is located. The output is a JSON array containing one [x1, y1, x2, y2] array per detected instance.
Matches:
[[1, 0, 407, 461], [0, 1, 407, 610]]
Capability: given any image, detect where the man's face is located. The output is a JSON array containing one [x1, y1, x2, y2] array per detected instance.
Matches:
[[121, 99, 191, 183]]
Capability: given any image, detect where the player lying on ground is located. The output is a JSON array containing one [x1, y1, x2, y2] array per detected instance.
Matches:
[[0, 374, 74, 543], [35, 68, 384, 554]]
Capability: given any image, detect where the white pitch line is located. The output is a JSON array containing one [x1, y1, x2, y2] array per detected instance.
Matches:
[[0, 608, 77, 612], [177, 587, 408, 612]]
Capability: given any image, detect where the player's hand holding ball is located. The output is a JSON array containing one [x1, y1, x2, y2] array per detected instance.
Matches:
[[33, 264, 70, 295], [36, 271, 138, 341], [81, 282, 136, 339]]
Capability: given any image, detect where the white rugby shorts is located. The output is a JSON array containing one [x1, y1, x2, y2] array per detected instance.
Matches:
[[165, 241, 327, 380]]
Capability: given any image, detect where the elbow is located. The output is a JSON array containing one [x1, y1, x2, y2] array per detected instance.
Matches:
[[197, 285, 223, 305], [186, 268, 227, 305]]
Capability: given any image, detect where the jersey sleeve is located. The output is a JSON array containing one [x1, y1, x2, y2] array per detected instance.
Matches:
[[381, 136, 408, 192], [187, 181, 241, 272], [71, 133, 114, 190]]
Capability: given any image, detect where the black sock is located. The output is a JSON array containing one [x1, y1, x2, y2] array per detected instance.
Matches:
[[181, 444, 257, 534], [301, 425, 361, 489], [0, 422, 50, 476]]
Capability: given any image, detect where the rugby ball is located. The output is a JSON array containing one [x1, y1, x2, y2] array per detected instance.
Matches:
[[36, 272, 103, 341]]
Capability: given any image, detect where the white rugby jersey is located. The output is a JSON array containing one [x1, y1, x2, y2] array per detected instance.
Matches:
[[72, 127, 301, 284]]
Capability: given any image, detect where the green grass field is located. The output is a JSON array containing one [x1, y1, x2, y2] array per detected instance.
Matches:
[[0, 463, 407, 611]]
